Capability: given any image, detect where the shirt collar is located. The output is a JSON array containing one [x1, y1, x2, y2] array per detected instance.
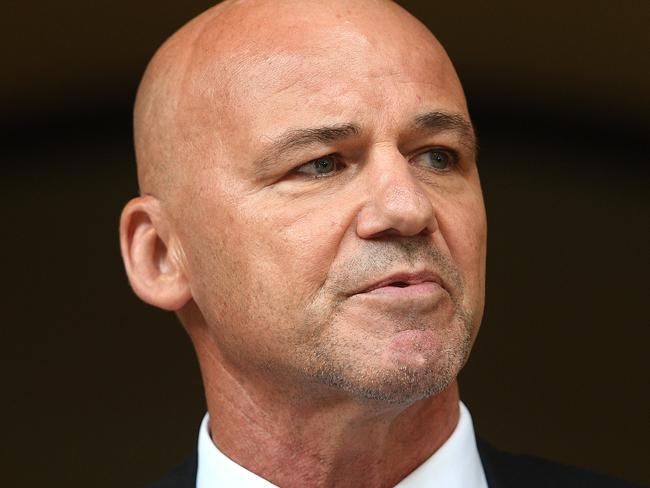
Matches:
[[197, 401, 487, 488], [197, 413, 275, 488]]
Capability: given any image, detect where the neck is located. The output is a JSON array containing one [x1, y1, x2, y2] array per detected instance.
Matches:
[[192, 333, 461, 488]]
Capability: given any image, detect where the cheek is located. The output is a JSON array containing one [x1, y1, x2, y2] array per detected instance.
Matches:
[[198, 194, 349, 303], [254, 206, 349, 296], [436, 187, 487, 297], [179, 206, 247, 313]]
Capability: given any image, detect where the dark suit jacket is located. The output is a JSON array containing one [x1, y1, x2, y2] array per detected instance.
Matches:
[[147, 440, 643, 487]]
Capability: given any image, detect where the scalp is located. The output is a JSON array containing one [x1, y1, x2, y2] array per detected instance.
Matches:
[[133, 0, 453, 198]]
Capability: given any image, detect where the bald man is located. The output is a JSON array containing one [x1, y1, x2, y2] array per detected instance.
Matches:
[[120, 1, 639, 487]]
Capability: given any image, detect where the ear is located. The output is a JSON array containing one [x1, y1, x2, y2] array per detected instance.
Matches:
[[119, 195, 191, 311]]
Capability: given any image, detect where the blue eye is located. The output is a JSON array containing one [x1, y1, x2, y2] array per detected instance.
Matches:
[[296, 155, 340, 177], [416, 149, 454, 170]]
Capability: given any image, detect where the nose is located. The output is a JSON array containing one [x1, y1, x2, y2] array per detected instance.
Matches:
[[356, 153, 437, 239]]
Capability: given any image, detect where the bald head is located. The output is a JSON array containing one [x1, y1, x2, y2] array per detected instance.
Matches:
[[123, 0, 487, 449], [133, 0, 463, 198]]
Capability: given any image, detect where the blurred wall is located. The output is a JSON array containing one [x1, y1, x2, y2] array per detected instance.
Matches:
[[2, 1, 648, 486]]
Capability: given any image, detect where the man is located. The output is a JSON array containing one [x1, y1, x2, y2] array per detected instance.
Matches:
[[119, 0, 639, 486]]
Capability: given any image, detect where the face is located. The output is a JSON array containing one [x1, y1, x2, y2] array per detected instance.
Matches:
[[171, 17, 487, 405]]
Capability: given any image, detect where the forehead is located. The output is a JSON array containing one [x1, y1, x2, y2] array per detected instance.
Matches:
[[216, 32, 467, 150], [169, 1, 469, 185]]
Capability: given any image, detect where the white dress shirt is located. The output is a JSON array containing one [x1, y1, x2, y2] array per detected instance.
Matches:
[[196, 401, 488, 488]]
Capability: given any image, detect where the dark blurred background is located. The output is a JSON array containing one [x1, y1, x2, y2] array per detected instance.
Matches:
[[2, 1, 648, 486]]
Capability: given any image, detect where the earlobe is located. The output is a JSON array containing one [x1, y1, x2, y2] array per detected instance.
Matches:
[[119, 195, 192, 311]]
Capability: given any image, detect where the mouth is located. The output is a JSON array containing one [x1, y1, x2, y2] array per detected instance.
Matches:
[[355, 270, 445, 297]]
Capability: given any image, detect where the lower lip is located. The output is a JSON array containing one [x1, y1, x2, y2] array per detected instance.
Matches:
[[364, 281, 442, 297]]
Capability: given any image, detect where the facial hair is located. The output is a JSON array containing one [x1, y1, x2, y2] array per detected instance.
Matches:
[[290, 236, 475, 405]]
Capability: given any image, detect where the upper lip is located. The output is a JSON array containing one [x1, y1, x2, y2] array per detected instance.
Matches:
[[354, 269, 445, 295]]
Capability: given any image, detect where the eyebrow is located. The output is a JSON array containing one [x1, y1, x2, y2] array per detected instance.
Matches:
[[412, 111, 478, 154]]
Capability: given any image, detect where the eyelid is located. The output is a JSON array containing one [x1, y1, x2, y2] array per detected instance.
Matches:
[[294, 153, 344, 178], [410, 147, 459, 169]]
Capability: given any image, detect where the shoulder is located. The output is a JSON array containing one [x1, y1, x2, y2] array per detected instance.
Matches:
[[145, 452, 198, 488], [477, 439, 643, 488]]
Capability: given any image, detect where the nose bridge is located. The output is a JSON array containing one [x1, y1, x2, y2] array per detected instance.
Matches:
[[374, 159, 427, 213], [356, 147, 437, 238]]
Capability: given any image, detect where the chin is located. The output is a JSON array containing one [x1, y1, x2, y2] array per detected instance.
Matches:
[[311, 346, 466, 406], [348, 364, 457, 406], [298, 301, 475, 405]]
